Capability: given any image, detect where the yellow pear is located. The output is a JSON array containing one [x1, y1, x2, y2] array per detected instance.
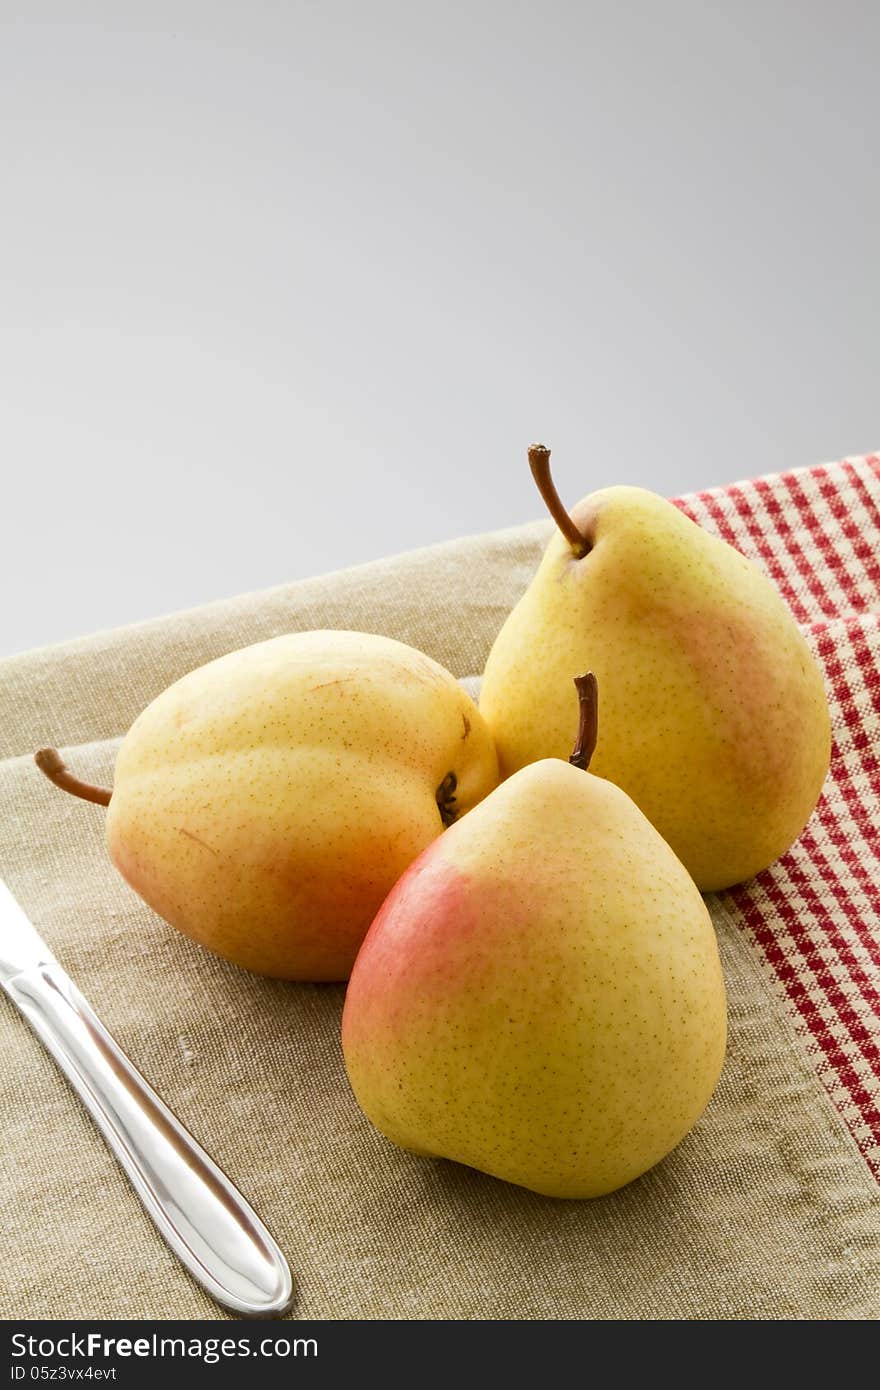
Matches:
[[480, 446, 831, 890], [343, 675, 727, 1198], [36, 630, 498, 981]]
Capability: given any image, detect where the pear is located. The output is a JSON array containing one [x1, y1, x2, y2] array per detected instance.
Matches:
[[343, 675, 727, 1199], [479, 445, 831, 890], [35, 630, 498, 981]]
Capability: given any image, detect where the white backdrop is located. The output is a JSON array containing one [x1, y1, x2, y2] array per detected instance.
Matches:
[[2, 2, 877, 656]]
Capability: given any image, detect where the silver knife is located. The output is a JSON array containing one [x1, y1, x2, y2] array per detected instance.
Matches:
[[0, 878, 293, 1318]]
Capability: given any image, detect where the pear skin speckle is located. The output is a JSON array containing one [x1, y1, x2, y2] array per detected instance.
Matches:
[[343, 760, 727, 1199], [480, 486, 831, 889], [106, 630, 499, 980]]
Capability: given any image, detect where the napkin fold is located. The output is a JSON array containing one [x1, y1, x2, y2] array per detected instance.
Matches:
[[1, 455, 878, 1320]]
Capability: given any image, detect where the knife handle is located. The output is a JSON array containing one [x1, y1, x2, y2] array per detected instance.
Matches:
[[7, 960, 293, 1317]]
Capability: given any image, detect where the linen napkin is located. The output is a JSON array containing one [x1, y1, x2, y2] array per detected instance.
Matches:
[[0, 454, 878, 1320]]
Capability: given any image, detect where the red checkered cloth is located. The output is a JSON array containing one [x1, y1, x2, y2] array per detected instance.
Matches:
[[675, 454, 880, 1181]]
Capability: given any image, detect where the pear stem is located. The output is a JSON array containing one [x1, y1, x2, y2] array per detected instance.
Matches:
[[34, 748, 112, 806], [569, 673, 599, 771], [528, 444, 590, 557]]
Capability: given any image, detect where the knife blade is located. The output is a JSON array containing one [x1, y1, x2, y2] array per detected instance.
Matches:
[[0, 878, 59, 982], [0, 876, 293, 1317]]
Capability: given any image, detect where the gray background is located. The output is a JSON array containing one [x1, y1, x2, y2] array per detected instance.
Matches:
[[2, 1, 877, 657]]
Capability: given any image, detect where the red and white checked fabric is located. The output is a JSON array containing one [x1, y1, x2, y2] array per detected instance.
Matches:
[[674, 454, 880, 1181]]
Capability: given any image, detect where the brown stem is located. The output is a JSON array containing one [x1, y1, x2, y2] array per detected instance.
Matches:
[[436, 771, 458, 827], [528, 444, 590, 557], [34, 748, 112, 806], [569, 673, 599, 771]]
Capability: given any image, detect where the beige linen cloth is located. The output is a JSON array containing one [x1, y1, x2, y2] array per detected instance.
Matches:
[[1, 516, 879, 1321]]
